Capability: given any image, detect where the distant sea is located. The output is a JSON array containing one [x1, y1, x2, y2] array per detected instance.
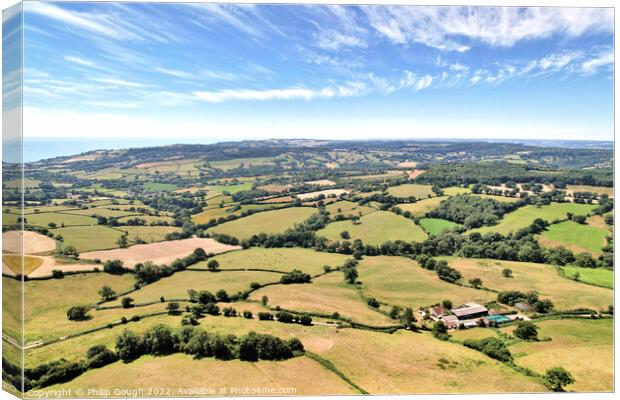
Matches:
[[20, 137, 227, 162]]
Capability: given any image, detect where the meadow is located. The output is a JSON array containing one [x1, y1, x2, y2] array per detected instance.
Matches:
[[472, 203, 597, 235], [560, 266, 613, 288], [317, 211, 427, 245], [386, 183, 434, 198], [538, 220, 609, 253], [395, 196, 447, 217], [51, 225, 125, 252], [418, 218, 461, 236]]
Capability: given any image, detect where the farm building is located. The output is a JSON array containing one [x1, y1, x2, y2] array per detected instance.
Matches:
[[451, 303, 489, 320]]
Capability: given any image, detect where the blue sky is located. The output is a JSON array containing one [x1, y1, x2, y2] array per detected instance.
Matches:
[[10, 3, 615, 141]]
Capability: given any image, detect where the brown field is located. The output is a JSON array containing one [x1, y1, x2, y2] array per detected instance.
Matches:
[[296, 189, 349, 200], [565, 185, 614, 198], [407, 169, 425, 179], [3, 255, 44, 275], [397, 161, 418, 168], [250, 272, 394, 326], [3, 230, 56, 254], [46, 354, 357, 395], [27, 256, 101, 278], [80, 238, 241, 268], [257, 183, 293, 193]]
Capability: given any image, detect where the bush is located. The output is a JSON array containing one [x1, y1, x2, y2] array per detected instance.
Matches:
[[243, 310, 253, 319], [142, 324, 175, 356], [115, 329, 143, 361], [121, 297, 134, 309], [544, 367, 575, 391], [67, 306, 90, 321], [463, 337, 512, 362], [280, 269, 311, 284], [103, 260, 125, 275], [366, 297, 380, 308], [86, 345, 118, 368], [216, 289, 230, 303], [222, 307, 237, 317], [299, 315, 312, 326], [51, 270, 64, 279], [514, 321, 539, 341], [276, 312, 294, 323], [258, 312, 274, 321], [204, 303, 220, 316]]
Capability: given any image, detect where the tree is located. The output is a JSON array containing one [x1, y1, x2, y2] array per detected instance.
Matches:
[[98, 286, 116, 301], [261, 295, 269, 306], [573, 215, 587, 224], [544, 367, 575, 391], [121, 297, 134, 308], [103, 260, 125, 275], [502, 268, 513, 278], [67, 305, 90, 321], [432, 321, 449, 340], [207, 259, 220, 271], [115, 329, 143, 361], [142, 324, 175, 356], [441, 299, 453, 310], [468, 278, 483, 289], [167, 302, 180, 314], [389, 306, 401, 319], [513, 321, 539, 341], [343, 266, 358, 284], [340, 231, 350, 239], [116, 234, 129, 249], [86, 345, 118, 368], [216, 289, 230, 302], [367, 297, 380, 308], [299, 315, 312, 326], [401, 307, 415, 328]]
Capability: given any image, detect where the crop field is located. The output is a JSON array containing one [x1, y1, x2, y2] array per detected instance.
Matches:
[[81, 238, 240, 267], [439, 257, 613, 310], [3, 230, 57, 254], [560, 266, 613, 288], [358, 256, 495, 309], [296, 189, 349, 200], [208, 207, 316, 240], [51, 225, 125, 252], [418, 218, 461, 236], [317, 211, 427, 245], [201, 247, 349, 276], [538, 220, 609, 253], [395, 196, 447, 217], [2, 255, 43, 275], [472, 203, 598, 235], [208, 182, 254, 194], [501, 319, 613, 392], [387, 183, 434, 198]]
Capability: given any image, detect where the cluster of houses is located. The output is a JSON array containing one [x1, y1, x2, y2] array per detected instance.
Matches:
[[430, 302, 520, 329]]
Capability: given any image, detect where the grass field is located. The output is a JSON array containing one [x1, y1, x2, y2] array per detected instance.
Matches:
[[3, 255, 43, 275], [473, 194, 522, 203], [64, 207, 139, 218], [128, 270, 282, 304], [438, 257, 613, 311], [24, 212, 97, 228], [358, 256, 495, 309], [538, 221, 609, 253], [52, 225, 125, 252], [317, 211, 427, 246], [45, 353, 357, 395], [395, 196, 447, 217], [3, 277, 23, 340], [117, 226, 181, 244], [143, 182, 178, 192], [250, 272, 394, 326], [208, 207, 316, 240], [116, 214, 175, 225], [502, 319, 613, 392], [210, 157, 276, 171], [387, 184, 434, 198], [192, 204, 285, 225], [418, 218, 461, 236], [23, 273, 136, 342], [472, 203, 597, 235], [201, 247, 349, 276], [560, 266, 613, 288]]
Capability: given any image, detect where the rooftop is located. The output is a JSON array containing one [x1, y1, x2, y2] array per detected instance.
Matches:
[[451, 303, 489, 318]]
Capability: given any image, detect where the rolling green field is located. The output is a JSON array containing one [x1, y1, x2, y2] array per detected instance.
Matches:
[[538, 220, 609, 253], [387, 183, 434, 198], [560, 266, 613, 288], [208, 182, 254, 194], [472, 203, 597, 235], [442, 186, 471, 196], [210, 157, 277, 171], [118, 226, 181, 244], [324, 200, 376, 217], [208, 207, 316, 240], [418, 218, 461, 236], [473, 194, 522, 203], [52, 225, 125, 252], [317, 211, 427, 246]]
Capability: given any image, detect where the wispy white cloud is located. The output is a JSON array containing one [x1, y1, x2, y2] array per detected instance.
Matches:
[[316, 30, 366, 51], [65, 55, 95, 67], [581, 50, 613, 75], [194, 82, 366, 103], [153, 67, 194, 79], [90, 77, 150, 88], [361, 6, 612, 51]]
